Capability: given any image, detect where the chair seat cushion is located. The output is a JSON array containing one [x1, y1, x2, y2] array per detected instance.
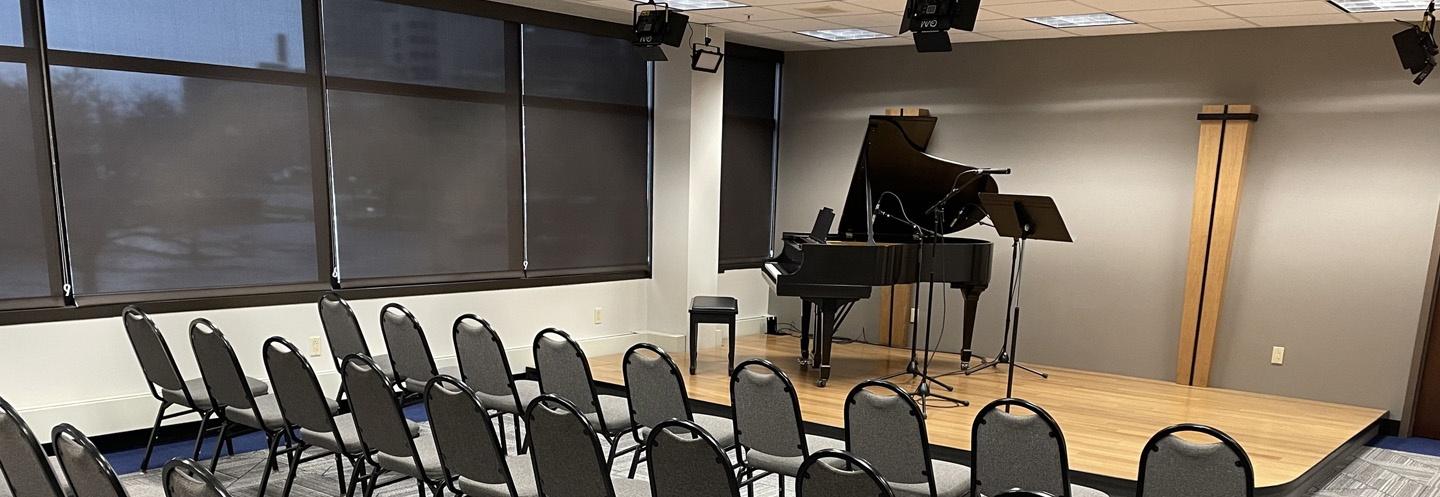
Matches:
[[376, 432, 445, 480], [476, 379, 541, 415], [891, 459, 972, 497], [744, 433, 843, 477], [164, 376, 269, 410], [300, 415, 419, 455], [1069, 484, 1109, 497], [583, 395, 634, 433], [612, 476, 652, 497], [637, 414, 736, 448], [400, 365, 463, 394], [455, 454, 538, 497], [690, 296, 738, 313], [225, 394, 338, 432]]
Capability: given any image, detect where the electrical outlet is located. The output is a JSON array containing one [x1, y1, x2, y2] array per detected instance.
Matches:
[[910, 307, 917, 323], [309, 336, 324, 357], [1270, 346, 1285, 365], [593, 307, 603, 325]]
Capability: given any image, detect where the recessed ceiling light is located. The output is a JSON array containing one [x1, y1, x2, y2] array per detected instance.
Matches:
[[1025, 13, 1134, 28], [633, 0, 747, 10], [1329, 0, 1431, 12], [797, 28, 893, 41]]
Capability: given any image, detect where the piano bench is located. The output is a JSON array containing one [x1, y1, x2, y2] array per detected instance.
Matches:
[[689, 296, 739, 375]]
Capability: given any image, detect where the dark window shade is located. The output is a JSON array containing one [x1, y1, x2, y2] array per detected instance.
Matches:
[[328, 90, 522, 282], [0, 63, 59, 302], [51, 68, 320, 295], [322, 0, 507, 92], [718, 54, 778, 268], [42, 0, 304, 70], [521, 25, 649, 274], [1, 0, 19, 47]]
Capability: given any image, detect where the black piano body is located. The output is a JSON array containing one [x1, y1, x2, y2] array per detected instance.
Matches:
[[764, 114, 997, 387]]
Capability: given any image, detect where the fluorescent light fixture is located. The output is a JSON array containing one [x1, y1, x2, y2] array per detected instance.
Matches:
[[635, 0, 747, 10], [1330, 0, 1431, 12], [797, 28, 893, 41], [1025, 13, 1133, 28]]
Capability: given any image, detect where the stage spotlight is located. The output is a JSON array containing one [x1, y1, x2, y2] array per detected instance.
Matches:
[[1394, 2, 1438, 84], [691, 27, 724, 73], [634, 1, 690, 62], [899, 0, 981, 52]]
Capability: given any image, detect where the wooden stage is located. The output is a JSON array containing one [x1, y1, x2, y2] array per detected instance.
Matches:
[[588, 334, 1385, 497]]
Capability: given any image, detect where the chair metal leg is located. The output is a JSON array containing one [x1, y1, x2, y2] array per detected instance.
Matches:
[[363, 467, 381, 497], [779, 474, 785, 497], [140, 402, 170, 473], [209, 420, 231, 472], [497, 413, 508, 451], [344, 457, 364, 497], [191, 411, 212, 460], [257, 432, 282, 497], [627, 445, 644, 479], [605, 433, 622, 469], [333, 453, 347, 496], [282, 445, 306, 497]]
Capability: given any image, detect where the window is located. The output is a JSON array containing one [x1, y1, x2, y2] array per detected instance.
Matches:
[[521, 25, 651, 275], [42, 0, 305, 70], [51, 68, 320, 296], [324, 0, 522, 284], [0, 62, 61, 305], [718, 45, 782, 270], [1, 0, 19, 47]]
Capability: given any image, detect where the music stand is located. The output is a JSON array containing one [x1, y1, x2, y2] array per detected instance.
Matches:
[[944, 193, 1071, 400]]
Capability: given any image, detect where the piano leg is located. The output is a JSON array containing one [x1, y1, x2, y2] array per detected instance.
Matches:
[[799, 299, 813, 368], [815, 299, 842, 388], [958, 286, 983, 369]]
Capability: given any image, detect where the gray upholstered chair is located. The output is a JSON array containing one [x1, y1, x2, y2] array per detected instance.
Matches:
[[1136, 424, 1253, 497], [0, 396, 66, 497], [379, 303, 459, 397], [122, 306, 267, 471], [318, 293, 393, 381], [796, 450, 895, 497], [453, 314, 541, 452], [645, 419, 740, 497], [524, 395, 651, 497], [532, 328, 635, 466], [263, 337, 416, 497], [971, 398, 1106, 497], [623, 343, 736, 477], [51, 424, 125, 497], [341, 354, 448, 497], [161, 459, 229, 497], [845, 381, 971, 497], [190, 319, 333, 496], [424, 376, 538, 497], [731, 358, 843, 495]]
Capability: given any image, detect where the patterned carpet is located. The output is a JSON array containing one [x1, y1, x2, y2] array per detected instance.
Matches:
[[1315, 447, 1440, 497]]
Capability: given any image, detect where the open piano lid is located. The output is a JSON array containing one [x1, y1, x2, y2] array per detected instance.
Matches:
[[836, 115, 998, 243]]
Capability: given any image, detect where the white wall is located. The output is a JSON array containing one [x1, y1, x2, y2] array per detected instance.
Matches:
[[774, 23, 1440, 416]]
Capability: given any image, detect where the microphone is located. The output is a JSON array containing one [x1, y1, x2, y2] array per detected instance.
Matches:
[[972, 168, 1011, 175]]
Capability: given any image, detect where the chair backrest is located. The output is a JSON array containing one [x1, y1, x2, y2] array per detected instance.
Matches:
[[797, 449, 895, 497], [453, 315, 519, 402], [379, 303, 439, 385], [844, 381, 935, 494], [318, 293, 370, 368], [1137, 424, 1254, 497], [340, 354, 420, 461], [623, 344, 692, 430], [525, 395, 615, 497], [972, 398, 1071, 497], [122, 306, 189, 400], [262, 337, 342, 441], [424, 376, 515, 496], [730, 359, 807, 460], [532, 329, 604, 421], [0, 396, 65, 497], [161, 459, 230, 497], [645, 419, 739, 497], [188, 319, 263, 417], [52, 424, 126, 497]]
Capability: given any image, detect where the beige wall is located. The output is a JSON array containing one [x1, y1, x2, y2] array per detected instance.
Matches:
[[773, 22, 1440, 417]]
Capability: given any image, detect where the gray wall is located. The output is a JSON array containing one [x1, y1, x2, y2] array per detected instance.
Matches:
[[773, 22, 1440, 416]]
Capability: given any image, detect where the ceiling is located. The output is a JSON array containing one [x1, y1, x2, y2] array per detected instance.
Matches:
[[499, 0, 1419, 51]]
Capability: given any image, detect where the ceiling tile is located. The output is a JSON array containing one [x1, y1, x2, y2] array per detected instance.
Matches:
[[1118, 6, 1233, 22], [977, 8, 1013, 19], [1246, 12, 1358, 25], [741, 0, 826, 6], [1350, 10, 1424, 22], [1077, 0, 1203, 11], [752, 17, 851, 30], [948, 29, 997, 41], [847, 34, 918, 46], [974, 17, 1051, 31], [767, 1, 882, 17], [1148, 17, 1258, 30], [985, 27, 1076, 38], [1061, 22, 1160, 35], [1215, 1, 1339, 17], [715, 21, 786, 33], [984, 1, 1102, 18], [1194, 0, 1305, 4], [697, 6, 801, 20], [842, 0, 907, 12], [829, 12, 905, 26], [984, 0, 1058, 4]]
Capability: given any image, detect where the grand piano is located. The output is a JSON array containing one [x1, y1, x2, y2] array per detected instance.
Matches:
[[764, 114, 996, 387]]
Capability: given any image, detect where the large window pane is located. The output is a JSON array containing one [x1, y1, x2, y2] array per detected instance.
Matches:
[[329, 91, 519, 280], [51, 68, 318, 294], [323, 0, 507, 92], [0, 63, 57, 301], [719, 55, 779, 266], [43, 0, 304, 70], [522, 26, 650, 273], [1, 0, 20, 47]]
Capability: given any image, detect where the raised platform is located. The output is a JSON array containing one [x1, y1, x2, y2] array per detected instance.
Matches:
[[587, 334, 1385, 497]]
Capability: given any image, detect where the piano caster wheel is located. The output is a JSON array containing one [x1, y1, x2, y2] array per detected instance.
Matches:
[[816, 379, 828, 387]]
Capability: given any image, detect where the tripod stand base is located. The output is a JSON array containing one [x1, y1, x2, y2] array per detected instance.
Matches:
[[878, 360, 955, 391], [909, 381, 968, 410], [938, 352, 1049, 379]]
